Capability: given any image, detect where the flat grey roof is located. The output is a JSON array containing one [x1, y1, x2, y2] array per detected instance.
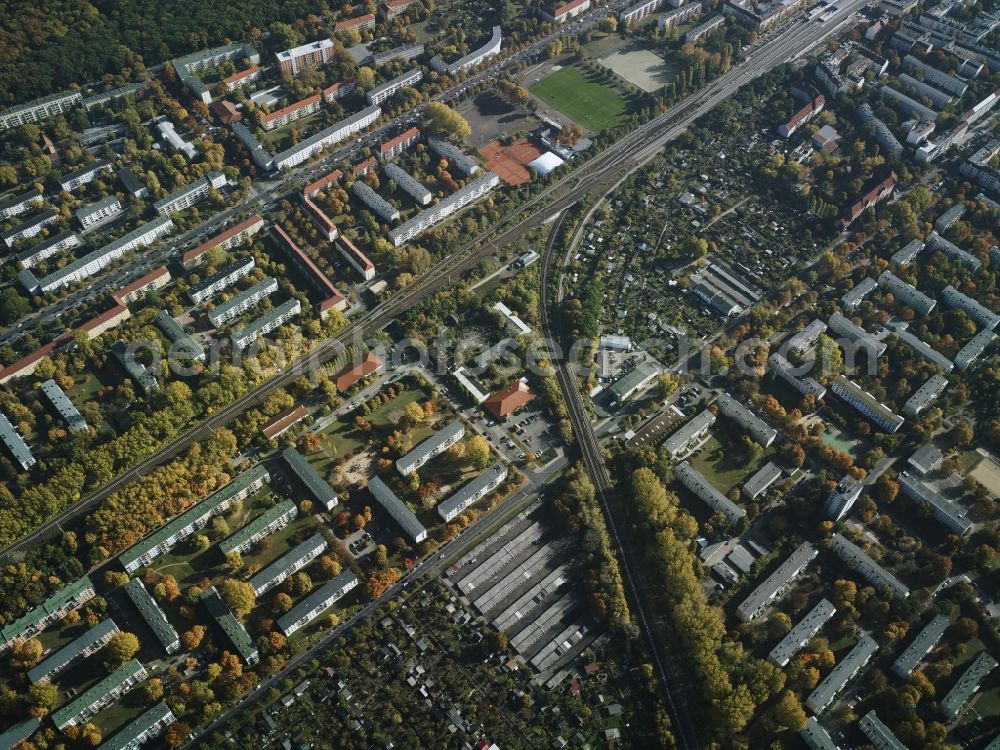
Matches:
[[367, 476, 427, 542], [891, 614, 948, 677], [396, 421, 464, 473], [283, 447, 338, 507], [276, 570, 358, 632], [27, 618, 117, 683], [805, 635, 878, 714]]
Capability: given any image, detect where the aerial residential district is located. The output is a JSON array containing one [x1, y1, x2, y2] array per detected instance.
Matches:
[[0, 0, 999, 747]]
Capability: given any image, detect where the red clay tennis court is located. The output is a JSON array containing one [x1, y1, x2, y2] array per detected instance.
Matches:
[[479, 138, 544, 186]]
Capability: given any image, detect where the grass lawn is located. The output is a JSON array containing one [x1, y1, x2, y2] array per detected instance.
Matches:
[[529, 66, 629, 132], [689, 435, 772, 495]]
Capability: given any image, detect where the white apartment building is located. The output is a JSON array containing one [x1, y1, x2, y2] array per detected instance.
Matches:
[[207, 276, 278, 328]]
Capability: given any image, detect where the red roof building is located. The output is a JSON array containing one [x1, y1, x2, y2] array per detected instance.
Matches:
[[322, 80, 357, 103], [261, 404, 309, 440], [842, 170, 897, 227], [334, 13, 376, 30], [379, 127, 420, 160], [778, 94, 824, 138], [334, 351, 384, 391], [380, 0, 417, 19], [303, 169, 343, 198], [182, 214, 266, 269], [540, 0, 591, 22], [259, 94, 322, 131], [111, 266, 171, 306], [301, 197, 338, 241], [352, 156, 377, 177], [210, 100, 243, 125], [222, 65, 261, 91], [484, 377, 535, 419], [270, 225, 346, 318], [335, 236, 376, 281]]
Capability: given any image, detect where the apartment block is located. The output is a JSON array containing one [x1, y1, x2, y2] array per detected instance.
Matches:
[[277, 570, 359, 636], [283, 447, 339, 511], [182, 214, 265, 269], [40, 378, 87, 433], [125, 577, 180, 654], [28, 618, 119, 684], [878, 270, 936, 316], [270, 105, 381, 171], [805, 635, 878, 714], [222, 65, 261, 91], [675, 461, 746, 525], [302, 196, 338, 241], [941, 652, 997, 718], [2, 210, 58, 247], [189, 256, 256, 304], [51, 659, 147, 730], [75, 195, 123, 231], [335, 236, 376, 280], [743, 461, 783, 501], [786, 319, 827, 355], [368, 476, 427, 543], [19, 216, 174, 294], [540, 0, 591, 22], [384, 163, 432, 205], [664, 410, 716, 460], [352, 180, 400, 222], [799, 717, 838, 750], [261, 404, 308, 441], [926, 231, 982, 271], [250, 531, 328, 596], [824, 474, 863, 521], [379, 127, 420, 161], [118, 166, 148, 199], [200, 586, 259, 665], [954, 329, 996, 371], [0, 188, 42, 221], [831, 533, 909, 599], [889, 324, 954, 373], [231, 298, 302, 350], [110, 339, 158, 396], [858, 711, 907, 750], [829, 313, 886, 358], [427, 137, 480, 175], [891, 614, 948, 678], [904, 374, 949, 417], [736, 542, 817, 622], [207, 276, 277, 328], [768, 353, 828, 399], [16, 230, 81, 270], [0, 576, 94, 653], [0, 410, 36, 470], [941, 285, 1000, 330], [841, 277, 877, 309], [302, 168, 343, 198], [334, 14, 376, 31], [104, 703, 176, 750], [428, 26, 502, 75], [118, 464, 270, 573], [389, 171, 499, 246], [831, 376, 904, 433], [769, 599, 837, 667], [323, 80, 357, 102], [397, 421, 465, 475], [271, 224, 346, 317], [0, 90, 82, 131], [220, 499, 298, 555], [172, 42, 260, 104], [898, 471, 972, 535], [439, 463, 508, 521], [276, 39, 335, 75], [259, 94, 322, 131], [619, 0, 668, 24], [154, 172, 227, 216], [716, 393, 777, 447], [366, 68, 423, 106]]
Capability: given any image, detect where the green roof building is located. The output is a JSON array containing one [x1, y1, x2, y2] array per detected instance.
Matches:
[[28, 618, 119, 684], [98, 701, 175, 750], [0, 576, 95, 652], [282, 447, 338, 510], [249, 532, 328, 597], [219, 499, 297, 556], [51, 659, 148, 729], [125, 578, 180, 654], [118, 464, 270, 574], [200, 586, 259, 665]]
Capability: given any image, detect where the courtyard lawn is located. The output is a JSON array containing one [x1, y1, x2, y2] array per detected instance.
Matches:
[[529, 66, 629, 132], [689, 435, 773, 495]]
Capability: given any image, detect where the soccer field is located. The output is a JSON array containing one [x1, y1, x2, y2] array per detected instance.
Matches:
[[529, 66, 629, 132]]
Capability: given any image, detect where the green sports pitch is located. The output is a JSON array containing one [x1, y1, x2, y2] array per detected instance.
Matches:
[[529, 66, 629, 132]]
